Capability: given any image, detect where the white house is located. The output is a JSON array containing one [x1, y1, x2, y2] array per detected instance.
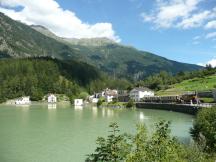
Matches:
[[104, 88, 118, 103], [15, 96, 31, 105], [74, 99, 83, 106], [92, 98, 99, 103], [94, 91, 105, 98], [106, 95, 114, 103], [104, 88, 118, 97], [48, 94, 57, 103], [89, 95, 99, 103], [129, 87, 154, 102]]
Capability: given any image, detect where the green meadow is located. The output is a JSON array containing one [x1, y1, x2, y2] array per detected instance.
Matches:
[[157, 74, 216, 96]]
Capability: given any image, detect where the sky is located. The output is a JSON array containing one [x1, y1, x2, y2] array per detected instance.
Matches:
[[0, 0, 216, 66]]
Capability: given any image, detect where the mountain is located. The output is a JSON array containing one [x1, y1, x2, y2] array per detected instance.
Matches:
[[0, 12, 202, 80], [0, 13, 81, 60]]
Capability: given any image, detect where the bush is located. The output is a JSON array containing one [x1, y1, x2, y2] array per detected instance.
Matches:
[[97, 97, 105, 107], [87, 121, 214, 162], [86, 123, 130, 161], [190, 108, 216, 152], [78, 92, 89, 100], [126, 99, 135, 108]]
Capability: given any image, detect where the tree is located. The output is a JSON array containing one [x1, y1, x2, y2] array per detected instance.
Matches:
[[87, 121, 214, 162], [97, 97, 105, 107], [0, 57, 108, 103], [86, 123, 130, 162], [30, 88, 44, 101], [190, 108, 216, 153], [78, 92, 89, 100], [126, 99, 135, 108]]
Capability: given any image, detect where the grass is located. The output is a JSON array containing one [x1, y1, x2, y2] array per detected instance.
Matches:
[[199, 97, 215, 103], [101, 101, 126, 107], [157, 75, 216, 96]]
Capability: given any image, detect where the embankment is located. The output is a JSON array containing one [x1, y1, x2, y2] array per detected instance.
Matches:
[[136, 103, 201, 115]]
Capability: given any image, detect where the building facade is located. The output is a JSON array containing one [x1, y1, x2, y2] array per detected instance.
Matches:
[[48, 94, 57, 103], [74, 99, 83, 106], [15, 96, 31, 105], [130, 87, 154, 102]]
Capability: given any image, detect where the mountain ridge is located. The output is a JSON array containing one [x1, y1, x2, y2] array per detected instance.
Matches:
[[0, 12, 202, 80]]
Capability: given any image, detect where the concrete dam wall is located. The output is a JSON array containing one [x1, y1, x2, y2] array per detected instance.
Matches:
[[136, 103, 201, 115]]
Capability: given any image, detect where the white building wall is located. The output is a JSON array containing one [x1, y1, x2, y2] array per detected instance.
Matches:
[[48, 95, 57, 103], [139, 91, 145, 100], [130, 90, 154, 102], [15, 97, 31, 105], [92, 98, 99, 103], [106, 96, 113, 103], [74, 99, 83, 106]]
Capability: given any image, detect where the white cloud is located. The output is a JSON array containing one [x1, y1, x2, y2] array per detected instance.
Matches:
[[205, 20, 216, 29], [0, 0, 120, 42], [192, 35, 202, 44], [141, 0, 216, 29], [205, 32, 216, 39], [177, 10, 211, 29], [192, 41, 200, 45], [193, 35, 201, 40], [141, 13, 154, 22], [198, 58, 216, 67]]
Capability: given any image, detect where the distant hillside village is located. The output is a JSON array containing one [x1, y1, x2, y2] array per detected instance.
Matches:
[[8, 87, 216, 107], [13, 94, 58, 105], [10, 88, 155, 106], [89, 87, 154, 103]]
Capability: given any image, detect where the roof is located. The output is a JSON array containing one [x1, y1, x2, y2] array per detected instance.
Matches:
[[131, 87, 153, 92]]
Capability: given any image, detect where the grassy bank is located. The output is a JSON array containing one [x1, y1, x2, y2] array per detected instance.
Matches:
[[157, 75, 216, 96]]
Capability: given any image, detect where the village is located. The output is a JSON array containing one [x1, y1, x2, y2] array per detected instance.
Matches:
[[11, 87, 216, 108], [12, 87, 154, 106]]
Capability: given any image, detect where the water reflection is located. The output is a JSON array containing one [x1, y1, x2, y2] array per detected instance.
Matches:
[[0, 104, 194, 162], [139, 112, 149, 120], [74, 105, 83, 110], [102, 108, 114, 118], [92, 106, 98, 116], [15, 104, 30, 109], [17, 105, 30, 125], [48, 104, 57, 109]]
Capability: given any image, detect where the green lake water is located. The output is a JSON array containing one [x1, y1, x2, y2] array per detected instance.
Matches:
[[0, 103, 194, 162]]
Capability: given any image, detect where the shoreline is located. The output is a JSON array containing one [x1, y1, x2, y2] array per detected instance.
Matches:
[[136, 102, 201, 115], [2, 100, 71, 106]]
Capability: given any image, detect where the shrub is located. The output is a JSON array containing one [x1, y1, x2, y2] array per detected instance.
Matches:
[[87, 121, 214, 162], [78, 92, 89, 100], [190, 108, 216, 152], [126, 99, 135, 108], [97, 97, 105, 107]]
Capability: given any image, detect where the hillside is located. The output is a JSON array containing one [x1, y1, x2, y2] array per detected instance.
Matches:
[[0, 13, 80, 60], [0, 57, 102, 103], [157, 74, 216, 96], [0, 12, 202, 80], [32, 25, 202, 80]]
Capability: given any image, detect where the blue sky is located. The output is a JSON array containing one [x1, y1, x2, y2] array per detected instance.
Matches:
[[0, 0, 216, 66]]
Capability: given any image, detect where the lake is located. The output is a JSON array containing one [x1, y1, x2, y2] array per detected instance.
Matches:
[[0, 103, 194, 162]]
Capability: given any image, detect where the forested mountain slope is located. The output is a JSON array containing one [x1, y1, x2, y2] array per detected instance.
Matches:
[[0, 12, 202, 80], [0, 57, 101, 102]]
